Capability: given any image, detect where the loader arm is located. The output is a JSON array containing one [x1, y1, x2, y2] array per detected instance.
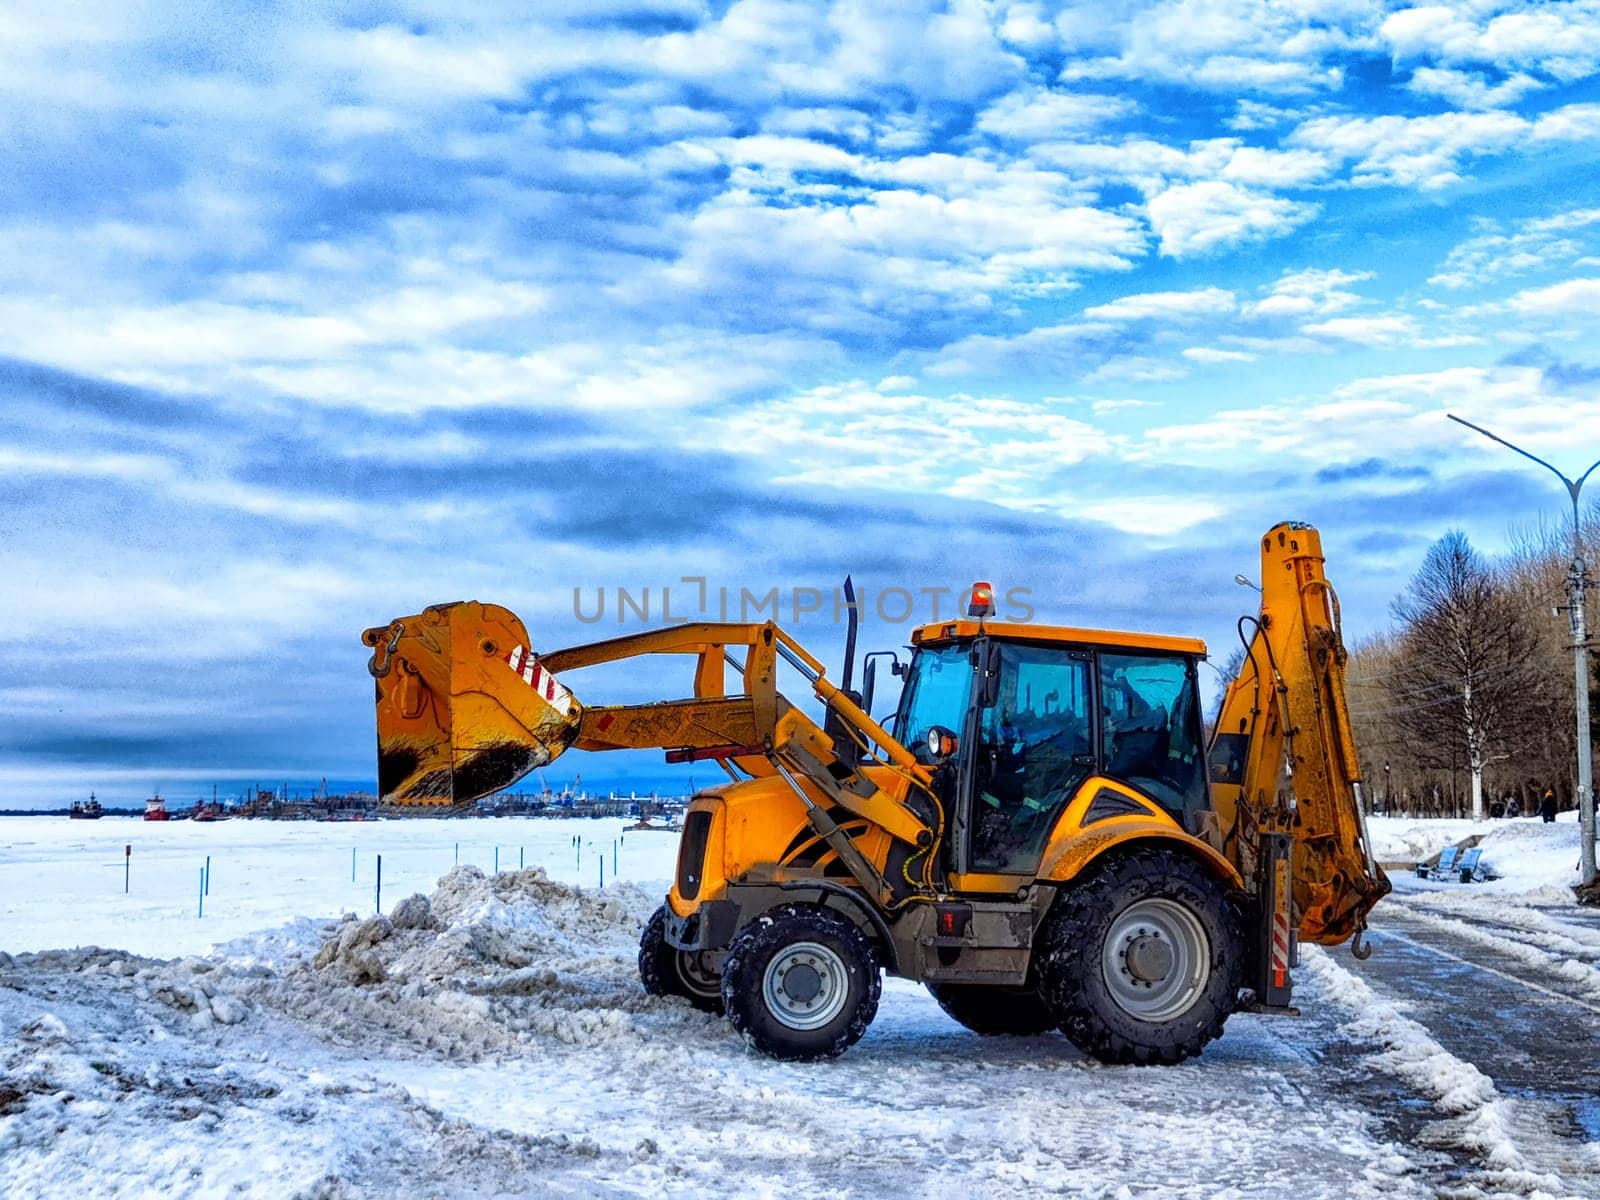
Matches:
[[362, 609, 943, 901], [1209, 523, 1390, 946]]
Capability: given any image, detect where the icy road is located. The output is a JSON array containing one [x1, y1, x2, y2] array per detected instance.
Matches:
[[1, 815, 1597, 1199]]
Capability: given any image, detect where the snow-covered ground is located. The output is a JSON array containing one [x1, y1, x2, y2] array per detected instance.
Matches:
[[2, 814, 1597, 1197], [0, 815, 675, 957], [1368, 810, 1588, 896]]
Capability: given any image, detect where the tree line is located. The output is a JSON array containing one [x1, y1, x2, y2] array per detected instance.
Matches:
[[1345, 510, 1599, 820]]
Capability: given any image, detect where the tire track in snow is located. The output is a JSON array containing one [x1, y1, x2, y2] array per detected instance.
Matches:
[[1381, 911, 1600, 1008], [1310, 910, 1600, 1199], [1303, 948, 1580, 1200], [1395, 894, 1600, 964]]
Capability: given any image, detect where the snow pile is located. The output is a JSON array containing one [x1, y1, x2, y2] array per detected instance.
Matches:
[[0, 948, 583, 1197], [1471, 814, 1587, 894], [1370, 813, 1589, 897], [1367, 816, 1488, 865], [244, 865, 670, 1059]]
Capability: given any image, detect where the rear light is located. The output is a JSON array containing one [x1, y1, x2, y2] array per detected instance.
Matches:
[[934, 902, 972, 938]]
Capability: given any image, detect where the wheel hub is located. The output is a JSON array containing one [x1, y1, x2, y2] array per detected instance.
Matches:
[[782, 962, 823, 1004], [762, 941, 850, 1031], [1101, 898, 1211, 1021], [1124, 933, 1174, 983]]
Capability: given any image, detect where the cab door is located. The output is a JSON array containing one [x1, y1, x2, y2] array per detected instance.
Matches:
[[960, 641, 1096, 874]]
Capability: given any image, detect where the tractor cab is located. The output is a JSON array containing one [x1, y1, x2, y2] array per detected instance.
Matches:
[[888, 613, 1210, 878]]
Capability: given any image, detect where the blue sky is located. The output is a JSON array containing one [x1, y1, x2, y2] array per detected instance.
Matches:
[[4, 1, 1600, 807]]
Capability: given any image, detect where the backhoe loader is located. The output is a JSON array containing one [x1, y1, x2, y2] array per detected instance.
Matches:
[[361, 522, 1388, 1063]]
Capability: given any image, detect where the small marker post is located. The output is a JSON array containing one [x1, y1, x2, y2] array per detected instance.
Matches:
[[613, 840, 618, 876], [494, 846, 499, 874], [455, 841, 459, 866], [198, 868, 205, 918], [205, 855, 211, 897], [375, 854, 383, 915], [599, 857, 604, 889], [519, 846, 524, 869], [352, 847, 356, 882], [124, 845, 131, 894]]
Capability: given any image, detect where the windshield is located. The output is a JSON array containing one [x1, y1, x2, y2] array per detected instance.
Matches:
[[897, 643, 974, 764]]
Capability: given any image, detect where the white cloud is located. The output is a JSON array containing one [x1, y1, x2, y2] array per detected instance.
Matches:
[[1381, 4, 1600, 82], [1056, 1, 1364, 96], [927, 322, 1113, 378], [1244, 267, 1374, 319], [1224, 99, 1307, 131], [1138, 364, 1600, 470], [1183, 346, 1257, 363], [1301, 315, 1422, 345], [1084, 357, 1188, 384], [1084, 288, 1236, 322], [1404, 66, 1544, 110], [1505, 276, 1600, 316], [1289, 109, 1529, 190], [1081, 496, 1225, 535], [705, 381, 1121, 505], [1144, 180, 1319, 257], [1429, 208, 1600, 289], [975, 86, 1135, 140]]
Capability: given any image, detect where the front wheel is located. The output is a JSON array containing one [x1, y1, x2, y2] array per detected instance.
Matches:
[[1035, 850, 1243, 1065], [721, 904, 881, 1062], [639, 905, 723, 1013]]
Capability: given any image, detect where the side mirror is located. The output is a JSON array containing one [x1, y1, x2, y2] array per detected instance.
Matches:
[[861, 651, 902, 718], [926, 725, 959, 763]]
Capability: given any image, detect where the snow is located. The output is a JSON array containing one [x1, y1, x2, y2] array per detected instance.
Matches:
[[0, 814, 677, 957], [0, 816, 1436, 1198], [1368, 811, 1590, 895]]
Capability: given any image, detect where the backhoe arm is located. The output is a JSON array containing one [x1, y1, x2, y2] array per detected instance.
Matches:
[[1209, 524, 1390, 946]]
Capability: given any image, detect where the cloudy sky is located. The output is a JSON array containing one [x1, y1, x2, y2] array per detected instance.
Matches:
[[5, 1, 1600, 807]]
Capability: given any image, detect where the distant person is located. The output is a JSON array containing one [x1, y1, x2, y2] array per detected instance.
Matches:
[[1490, 800, 1504, 819], [1505, 796, 1521, 819], [1541, 790, 1558, 823]]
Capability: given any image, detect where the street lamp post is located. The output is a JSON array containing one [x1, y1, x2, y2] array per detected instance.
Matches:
[[1448, 414, 1600, 887]]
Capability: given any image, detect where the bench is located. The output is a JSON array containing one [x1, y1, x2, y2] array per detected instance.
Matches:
[[1456, 845, 1489, 883], [1417, 844, 1459, 880]]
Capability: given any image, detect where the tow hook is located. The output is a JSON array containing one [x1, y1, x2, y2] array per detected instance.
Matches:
[[1350, 923, 1373, 961]]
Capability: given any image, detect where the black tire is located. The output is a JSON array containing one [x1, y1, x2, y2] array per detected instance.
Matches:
[[927, 983, 1058, 1037], [721, 904, 881, 1062], [1035, 850, 1243, 1066], [638, 904, 723, 1013]]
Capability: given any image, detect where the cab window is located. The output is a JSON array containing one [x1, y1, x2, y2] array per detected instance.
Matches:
[[1099, 653, 1206, 814], [897, 644, 973, 766]]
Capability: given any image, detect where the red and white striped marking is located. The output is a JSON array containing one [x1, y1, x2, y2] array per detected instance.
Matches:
[[1271, 857, 1292, 989], [506, 645, 574, 716]]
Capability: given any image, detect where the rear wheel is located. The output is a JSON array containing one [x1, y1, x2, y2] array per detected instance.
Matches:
[[639, 904, 723, 1013], [1036, 850, 1242, 1065], [927, 983, 1058, 1037], [721, 904, 880, 1062]]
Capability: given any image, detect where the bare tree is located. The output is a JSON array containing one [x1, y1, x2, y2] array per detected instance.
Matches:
[[1386, 531, 1542, 821]]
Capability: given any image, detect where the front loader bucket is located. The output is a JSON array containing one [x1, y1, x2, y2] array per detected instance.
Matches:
[[361, 601, 582, 805]]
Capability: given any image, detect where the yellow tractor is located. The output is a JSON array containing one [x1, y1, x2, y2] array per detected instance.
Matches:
[[362, 522, 1388, 1063]]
